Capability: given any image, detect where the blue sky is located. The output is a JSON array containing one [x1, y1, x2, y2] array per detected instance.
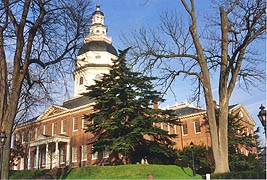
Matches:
[[93, 0, 266, 143]]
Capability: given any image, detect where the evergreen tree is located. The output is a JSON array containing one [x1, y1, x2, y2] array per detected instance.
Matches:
[[227, 112, 258, 171], [84, 48, 179, 165]]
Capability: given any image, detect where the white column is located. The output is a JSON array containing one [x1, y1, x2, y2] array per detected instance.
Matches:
[[20, 157, 24, 170], [55, 141, 59, 167], [66, 142, 70, 166], [36, 146, 39, 169], [45, 143, 49, 169], [28, 148, 31, 170]]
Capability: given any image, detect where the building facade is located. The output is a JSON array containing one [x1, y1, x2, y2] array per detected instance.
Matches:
[[12, 4, 257, 171], [162, 103, 257, 155]]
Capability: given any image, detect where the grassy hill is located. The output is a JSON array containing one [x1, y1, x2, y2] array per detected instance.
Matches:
[[64, 164, 201, 179], [10, 165, 202, 179]]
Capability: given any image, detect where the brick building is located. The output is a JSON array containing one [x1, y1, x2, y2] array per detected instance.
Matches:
[[12, 4, 257, 170], [161, 103, 257, 155]]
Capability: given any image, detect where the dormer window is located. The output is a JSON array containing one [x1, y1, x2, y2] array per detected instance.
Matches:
[[79, 77, 84, 85]]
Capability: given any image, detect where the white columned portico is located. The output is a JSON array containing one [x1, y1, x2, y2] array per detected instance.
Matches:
[[28, 134, 70, 169], [35, 146, 39, 169], [66, 142, 70, 165]]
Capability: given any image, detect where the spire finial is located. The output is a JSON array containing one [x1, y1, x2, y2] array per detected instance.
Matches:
[[96, 4, 100, 11]]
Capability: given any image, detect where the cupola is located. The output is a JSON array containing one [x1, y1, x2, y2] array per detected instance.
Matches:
[[73, 4, 118, 97]]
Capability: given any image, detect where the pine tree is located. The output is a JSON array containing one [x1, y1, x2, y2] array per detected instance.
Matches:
[[228, 113, 256, 155], [227, 113, 259, 171], [83, 48, 179, 165]]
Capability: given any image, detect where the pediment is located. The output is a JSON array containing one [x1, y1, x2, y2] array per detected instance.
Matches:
[[37, 105, 69, 120], [230, 104, 256, 126]]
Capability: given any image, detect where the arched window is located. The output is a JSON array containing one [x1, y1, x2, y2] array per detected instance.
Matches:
[[79, 77, 84, 85]]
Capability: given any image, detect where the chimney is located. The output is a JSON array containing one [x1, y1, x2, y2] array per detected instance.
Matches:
[[153, 100, 158, 110]]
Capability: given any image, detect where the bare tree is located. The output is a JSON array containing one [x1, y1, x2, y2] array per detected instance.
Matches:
[[123, 0, 266, 173], [0, 0, 92, 179]]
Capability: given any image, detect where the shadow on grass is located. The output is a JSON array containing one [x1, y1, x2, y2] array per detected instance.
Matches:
[[180, 166, 193, 177], [60, 167, 73, 179]]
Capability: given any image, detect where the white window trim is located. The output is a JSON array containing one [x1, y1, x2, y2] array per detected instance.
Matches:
[[35, 128, 39, 139], [167, 123, 170, 134], [194, 121, 201, 134], [174, 125, 177, 134], [15, 133, 20, 141], [92, 152, 98, 160], [103, 147, 109, 159], [52, 123, 56, 136], [29, 130, 33, 141], [82, 119, 85, 129], [22, 132, 25, 143], [61, 120, 66, 134], [43, 125, 47, 135], [91, 146, 98, 160], [81, 145, 88, 161], [72, 117, 78, 132], [72, 147, 78, 162]]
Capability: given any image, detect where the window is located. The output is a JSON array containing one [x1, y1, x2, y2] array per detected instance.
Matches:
[[167, 123, 170, 134], [182, 124, 188, 136], [82, 119, 85, 129], [72, 147, 78, 162], [194, 121, 201, 133], [174, 125, 177, 134], [15, 133, 20, 141], [73, 117, 78, 131], [82, 118, 89, 129], [103, 147, 109, 159], [81, 145, 88, 161], [22, 132, 27, 143], [35, 128, 40, 139], [79, 77, 84, 85], [91, 146, 98, 160], [43, 125, 48, 135], [52, 123, 57, 136], [61, 120, 66, 133], [29, 130, 33, 141], [246, 127, 249, 136]]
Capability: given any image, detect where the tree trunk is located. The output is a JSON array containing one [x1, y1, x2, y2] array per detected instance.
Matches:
[[183, 0, 231, 173], [1, 80, 23, 179], [1, 114, 14, 180], [1, 130, 11, 180]]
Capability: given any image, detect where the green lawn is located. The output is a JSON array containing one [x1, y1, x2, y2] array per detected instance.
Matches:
[[9, 165, 202, 179], [9, 169, 49, 179], [64, 164, 202, 179]]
